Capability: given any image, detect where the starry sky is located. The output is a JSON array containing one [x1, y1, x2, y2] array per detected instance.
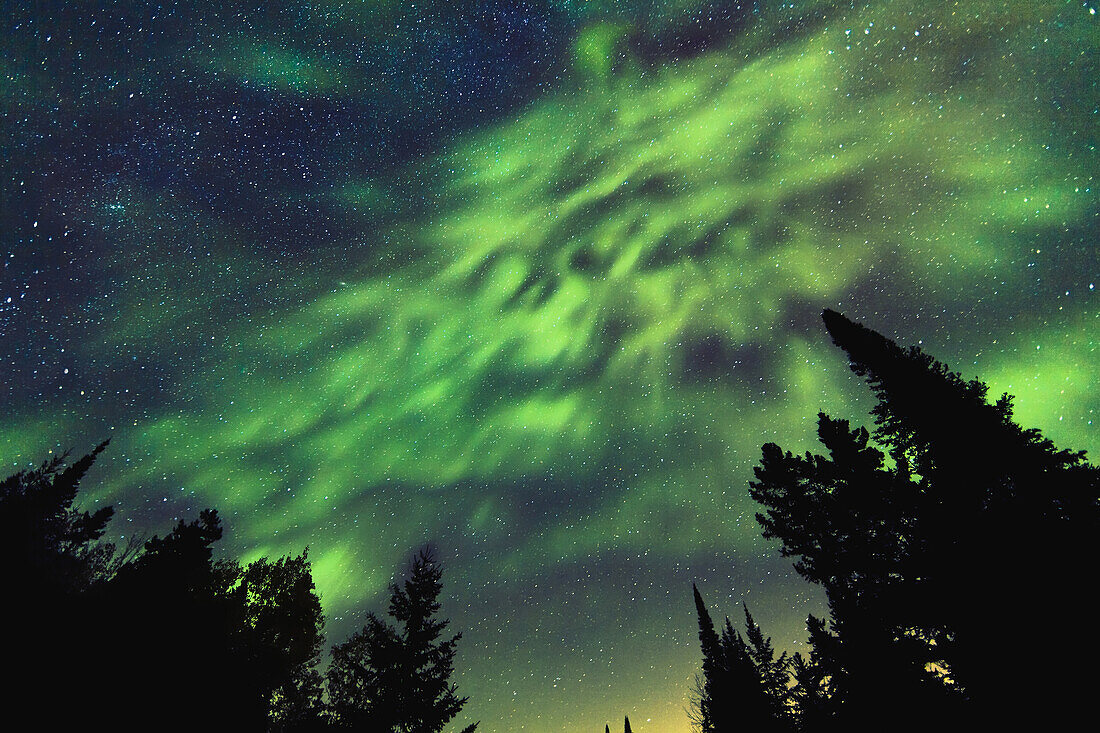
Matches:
[[3, 1, 1097, 730]]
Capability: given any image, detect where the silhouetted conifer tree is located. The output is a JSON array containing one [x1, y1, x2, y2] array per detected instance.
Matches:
[[1, 440, 114, 596], [691, 584, 792, 731], [3, 441, 116, 724], [786, 616, 835, 729], [749, 310, 1098, 725], [741, 604, 791, 721], [104, 508, 259, 726], [2, 443, 327, 730], [326, 549, 477, 733]]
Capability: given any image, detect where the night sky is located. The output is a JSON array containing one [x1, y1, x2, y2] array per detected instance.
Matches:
[[3, 1, 1097, 730]]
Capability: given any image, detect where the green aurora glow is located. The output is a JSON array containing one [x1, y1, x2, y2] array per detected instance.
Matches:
[[3, 1, 1097, 730]]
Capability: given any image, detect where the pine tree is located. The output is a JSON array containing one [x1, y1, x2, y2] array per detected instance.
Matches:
[[691, 583, 731, 732], [750, 310, 1098, 724], [327, 549, 477, 733], [3, 441, 116, 724], [741, 604, 790, 720]]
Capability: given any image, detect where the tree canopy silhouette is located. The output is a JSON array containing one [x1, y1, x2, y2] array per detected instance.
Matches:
[[691, 584, 792, 732], [747, 309, 1097, 725], [2, 440, 114, 596], [326, 548, 478, 733], [3, 442, 487, 731], [2, 442, 326, 730]]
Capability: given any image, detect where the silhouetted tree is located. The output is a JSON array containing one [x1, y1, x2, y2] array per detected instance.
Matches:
[[785, 616, 835, 729], [691, 583, 732, 732], [749, 310, 1098, 725], [231, 552, 327, 730], [741, 604, 791, 721], [326, 549, 477, 733], [107, 515, 327, 729], [604, 717, 634, 733], [1, 440, 114, 596], [103, 509, 259, 726], [691, 584, 792, 732], [2, 442, 328, 730], [3, 441, 117, 725]]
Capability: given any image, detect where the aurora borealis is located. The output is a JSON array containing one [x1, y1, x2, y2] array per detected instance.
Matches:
[[3, 1, 1097, 729]]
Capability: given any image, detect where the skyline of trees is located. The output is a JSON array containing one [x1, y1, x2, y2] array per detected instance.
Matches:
[[688, 308, 1096, 729], [5, 308, 1094, 730], [1, 443, 476, 731], [691, 585, 791, 731]]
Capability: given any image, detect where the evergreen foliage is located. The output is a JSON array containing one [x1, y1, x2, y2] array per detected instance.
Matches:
[[326, 548, 477, 733], [785, 616, 833, 729], [1, 440, 114, 596], [747, 309, 1097, 725], [691, 584, 792, 732], [8, 307, 1095, 729], [2, 444, 320, 729], [229, 551, 328, 728], [3, 442, 483, 731]]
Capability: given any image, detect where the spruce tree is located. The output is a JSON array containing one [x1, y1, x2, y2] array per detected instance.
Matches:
[[691, 585, 792, 732], [327, 549, 477, 733], [3, 441, 115, 724], [786, 617, 834, 730], [1, 440, 114, 596], [692, 583, 731, 732], [741, 604, 790, 720], [750, 310, 1097, 724]]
